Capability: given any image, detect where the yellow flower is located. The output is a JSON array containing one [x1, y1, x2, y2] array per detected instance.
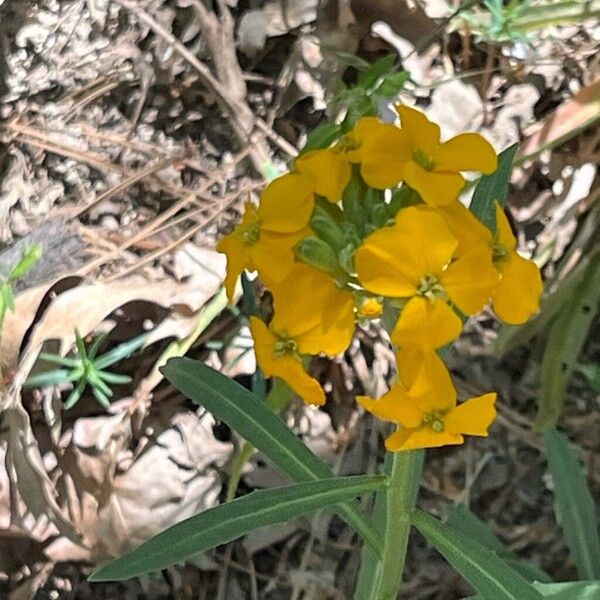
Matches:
[[350, 117, 411, 189], [355, 206, 499, 350], [358, 354, 497, 451], [397, 105, 498, 205], [269, 263, 356, 355], [251, 264, 356, 405], [438, 201, 493, 258], [217, 173, 314, 299], [295, 148, 352, 203], [355, 106, 497, 206], [440, 202, 542, 324], [491, 204, 542, 324], [251, 317, 326, 405]]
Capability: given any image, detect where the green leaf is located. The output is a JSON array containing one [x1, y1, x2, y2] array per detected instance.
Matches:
[[447, 504, 551, 583], [94, 331, 150, 370], [300, 123, 343, 155], [357, 54, 397, 90], [89, 474, 387, 582], [38, 353, 78, 368], [322, 46, 371, 70], [0, 283, 15, 312], [91, 385, 111, 409], [377, 71, 410, 98], [544, 428, 600, 579], [535, 254, 600, 429], [9, 243, 42, 281], [576, 363, 600, 392], [412, 510, 544, 600], [161, 358, 383, 556], [97, 370, 132, 385], [87, 332, 109, 360], [24, 369, 74, 387], [64, 378, 87, 409], [465, 581, 600, 599], [469, 143, 518, 233]]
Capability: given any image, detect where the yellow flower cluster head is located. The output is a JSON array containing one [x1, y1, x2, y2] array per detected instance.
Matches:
[[217, 104, 543, 451]]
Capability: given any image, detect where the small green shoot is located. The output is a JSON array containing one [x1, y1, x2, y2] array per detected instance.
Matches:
[[0, 244, 43, 329], [25, 329, 150, 409]]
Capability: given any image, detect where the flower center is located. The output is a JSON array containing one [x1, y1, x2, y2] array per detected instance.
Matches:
[[273, 334, 298, 357], [240, 221, 261, 245], [492, 242, 509, 262], [418, 273, 445, 300], [337, 134, 360, 154], [413, 148, 435, 171], [422, 410, 445, 432]]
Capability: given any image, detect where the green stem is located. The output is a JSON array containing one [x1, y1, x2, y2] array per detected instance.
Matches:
[[376, 448, 424, 600]]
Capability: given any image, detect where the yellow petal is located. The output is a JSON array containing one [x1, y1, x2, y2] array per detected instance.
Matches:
[[296, 149, 351, 202], [434, 133, 497, 174], [392, 296, 463, 351], [439, 201, 492, 258], [495, 204, 517, 252], [217, 232, 249, 302], [359, 384, 423, 427], [355, 206, 457, 296], [385, 427, 463, 451], [270, 263, 325, 334], [250, 316, 279, 374], [358, 123, 413, 189], [250, 229, 307, 285], [298, 288, 355, 356], [443, 393, 496, 436], [492, 253, 542, 324], [355, 232, 419, 297], [347, 117, 395, 162], [403, 161, 465, 206], [274, 356, 327, 406], [442, 248, 500, 315], [396, 347, 456, 412], [250, 316, 325, 405], [270, 264, 355, 355], [259, 173, 315, 232], [396, 105, 440, 155]]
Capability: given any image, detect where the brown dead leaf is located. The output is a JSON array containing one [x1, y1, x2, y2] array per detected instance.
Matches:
[[0, 276, 80, 376], [3, 403, 81, 545], [519, 77, 600, 162], [317, 0, 437, 56], [2, 275, 222, 373], [96, 410, 232, 557]]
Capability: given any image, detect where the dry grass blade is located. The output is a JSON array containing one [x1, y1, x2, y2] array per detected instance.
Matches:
[[112, 0, 276, 173]]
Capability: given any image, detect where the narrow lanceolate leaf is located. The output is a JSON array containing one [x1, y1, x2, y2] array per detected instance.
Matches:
[[470, 143, 518, 233], [447, 504, 551, 583], [466, 581, 600, 600], [412, 510, 544, 600], [89, 475, 387, 582], [545, 428, 600, 579], [161, 358, 383, 556], [535, 254, 600, 429], [300, 122, 342, 155]]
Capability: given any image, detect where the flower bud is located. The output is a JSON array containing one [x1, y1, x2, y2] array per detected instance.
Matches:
[[310, 212, 346, 251], [294, 236, 339, 274]]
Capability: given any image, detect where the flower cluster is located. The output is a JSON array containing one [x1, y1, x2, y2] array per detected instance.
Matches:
[[217, 105, 542, 451]]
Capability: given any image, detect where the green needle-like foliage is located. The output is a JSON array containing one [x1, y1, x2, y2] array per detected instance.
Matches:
[[24, 329, 150, 410]]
